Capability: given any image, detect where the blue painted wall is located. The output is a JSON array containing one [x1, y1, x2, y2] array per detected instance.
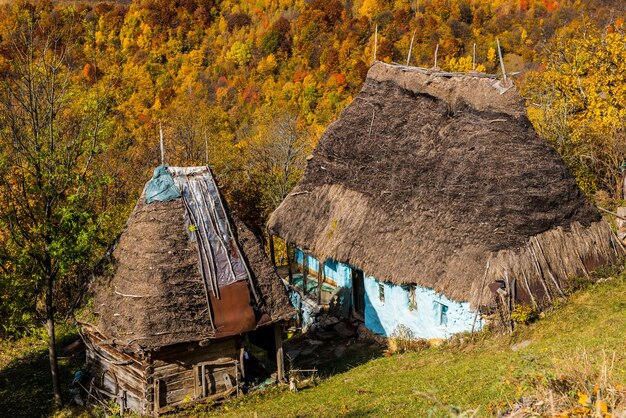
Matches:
[[293, 248, 482, 339], [362, 276, 482, 339], [295, 249, 352, 288], [295, 250, 320, 275]]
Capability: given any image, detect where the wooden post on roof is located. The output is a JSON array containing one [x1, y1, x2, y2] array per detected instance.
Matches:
[[159, 123, 165, 166], [496, 38, 507, 82], [269, 233, 276, 268], [472, 43, 476, 70], [373, 24, 378, 62], [204, 131, 209, 167], [407, 29, 417, 66], [274, 322, 285, 383]]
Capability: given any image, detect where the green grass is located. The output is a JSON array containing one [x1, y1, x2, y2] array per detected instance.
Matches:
[[2, 269, 625, 417], [0, 324, 83, 418], [194, 270, 626, 417]]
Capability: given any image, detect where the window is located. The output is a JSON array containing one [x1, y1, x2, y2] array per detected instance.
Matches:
[[378, 283, 385, 304], [433, 301, 449, 325], [408, 285, 417, 311]]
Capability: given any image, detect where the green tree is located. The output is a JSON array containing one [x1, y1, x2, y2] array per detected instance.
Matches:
[[0, 5, 111, 405], [226, 41, 252, 67]]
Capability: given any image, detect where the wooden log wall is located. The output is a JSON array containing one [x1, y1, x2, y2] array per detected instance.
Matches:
[[85, 328, 244, 416], [84, 330, 149, 415]]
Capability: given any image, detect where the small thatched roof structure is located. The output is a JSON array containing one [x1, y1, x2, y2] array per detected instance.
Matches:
[[88, 167, 293, 353], [268, 62, 620, 309]]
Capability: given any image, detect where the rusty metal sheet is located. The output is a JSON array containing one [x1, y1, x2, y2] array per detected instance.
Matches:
[[211, 281, 257, 338]]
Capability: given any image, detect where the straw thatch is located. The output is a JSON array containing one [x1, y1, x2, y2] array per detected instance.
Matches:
[[268, 62, 620, 309], [88, 168, 293, 353]]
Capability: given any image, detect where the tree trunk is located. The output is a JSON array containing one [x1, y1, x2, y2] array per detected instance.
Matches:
[[46, 277, 62, 407]]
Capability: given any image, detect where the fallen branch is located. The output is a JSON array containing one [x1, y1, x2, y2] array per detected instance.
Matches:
[[289, 191, 311, 196], [597, 206, 626, 222], [114, 287, 146, 298]]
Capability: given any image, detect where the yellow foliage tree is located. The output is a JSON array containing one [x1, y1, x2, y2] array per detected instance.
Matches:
[[525, 27, 626, 199], [447, 56, 486, 72], [358, 0, 383, 19]]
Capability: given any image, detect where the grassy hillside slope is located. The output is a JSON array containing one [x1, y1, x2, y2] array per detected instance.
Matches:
[[196, 266, 626, 417], [0, 325, 80, 418], [1, 267, 624, 417]]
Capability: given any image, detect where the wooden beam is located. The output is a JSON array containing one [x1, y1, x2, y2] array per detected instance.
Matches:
[[302, 252, 308, 295], [201, 364, 207, 397], [317, 258, 324, 305], [286, 243, 294, 285], [598, 205, 626, 222], [274, 322, 285, 383], [154, 379, 160, 417], [156, 387, 236, 415], [239, 345, 246, 380], [193, 365, 200, 398], [120, 391, 127, 416]]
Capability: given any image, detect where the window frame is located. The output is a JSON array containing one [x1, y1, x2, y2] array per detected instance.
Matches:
[[433, 300, 449, 326]]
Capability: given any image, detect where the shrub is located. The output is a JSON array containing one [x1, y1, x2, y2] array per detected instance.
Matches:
[[388, 324, 430, 353], [510, 304, 539, 325]]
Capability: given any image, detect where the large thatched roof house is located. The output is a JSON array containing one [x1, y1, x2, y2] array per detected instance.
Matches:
[[82, 166, 292, 415], [268, 62, 620, 340]]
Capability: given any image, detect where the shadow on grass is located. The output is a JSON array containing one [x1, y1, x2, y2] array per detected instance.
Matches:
[[314, 339, 385, 378], [0, 330, 83, 418], [284, 325, 386, 379]]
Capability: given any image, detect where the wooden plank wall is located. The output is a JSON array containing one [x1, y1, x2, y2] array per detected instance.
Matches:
[[84, 331, 148, 414], [85, 331, 243, 416], [149, 338, 242, 413]]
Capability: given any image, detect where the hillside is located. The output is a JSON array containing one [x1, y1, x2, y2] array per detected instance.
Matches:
[[1, 263, 624, 416], [187, 266, 626, 417]]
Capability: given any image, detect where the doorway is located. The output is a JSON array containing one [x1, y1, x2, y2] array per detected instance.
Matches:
[[352, 269, 365, 319]]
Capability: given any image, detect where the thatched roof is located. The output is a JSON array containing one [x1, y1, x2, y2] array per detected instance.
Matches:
[[88, 167, 293, 353], [268, 62, 620, 308]]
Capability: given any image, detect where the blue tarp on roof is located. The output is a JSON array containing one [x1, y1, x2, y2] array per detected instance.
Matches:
[[145, 165, 181, 204]]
